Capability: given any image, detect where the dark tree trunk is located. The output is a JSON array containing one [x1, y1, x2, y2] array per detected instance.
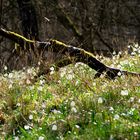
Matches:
[[0, 0, 3, 26], [17, 0, 39, 40]]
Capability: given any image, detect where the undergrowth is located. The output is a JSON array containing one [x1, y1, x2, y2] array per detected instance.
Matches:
[[0, 47, 140, 140]]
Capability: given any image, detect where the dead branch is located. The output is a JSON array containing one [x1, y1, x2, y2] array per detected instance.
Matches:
[[0, 28, 140, 79]]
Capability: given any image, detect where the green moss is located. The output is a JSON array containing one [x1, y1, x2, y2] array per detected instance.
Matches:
[[8, 30, 34, 43], [50, 39, 67, 47]]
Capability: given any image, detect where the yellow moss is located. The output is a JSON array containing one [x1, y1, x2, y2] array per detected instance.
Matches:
[[50, 39, 95, 59], [50, 39, 67, 47], [84, 50, 95, 57], [8, 31, 34, 43]]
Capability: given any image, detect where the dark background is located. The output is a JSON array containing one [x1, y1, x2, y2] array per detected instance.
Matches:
[[0, 0, 140, 71]]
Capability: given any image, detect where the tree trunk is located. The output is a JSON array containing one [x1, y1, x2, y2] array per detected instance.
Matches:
[[17, 0, 39, 40]]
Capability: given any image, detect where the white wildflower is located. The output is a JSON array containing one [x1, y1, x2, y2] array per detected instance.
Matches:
[[121, 113, 126, 116], [127, 45, 131, 49], [120, 60, 129, 65], [52, 109, 58, 114], [1, 132, 6, 136], [29, 114, 33, 120], [128, 97, 134, 102], [134, 132, 138, 136], [50, 67, 54, 71], [118, 51, 122, 55], [38, 61, 41, 66], [135, 43, 139, 48], [39, 127, 42, 130], [93, 82, 96, 86], [114, 114, 120, 120], [110, 135, 114, 140], [71, 107, 77, 113], [120, 90, 129, 96], [75, 125, 80, 129], [60, 70, 66, 78], [26, 79, 31, 85], [42, 103, 46, 108], [14, 136, 19, 140], [113, 51, 116, 55], [117, 64, 121, 69], [98, 97, 103, 104], [50, 71, 54, 75], [4, 73, 8, 77], [24, 125, 30, 130], [128, 108, 135, 115], [8, 84, 13, 89], [138, 99, 140, 103], [38, 86, 43, 91], [8, 73, 13, 79], [16, 103, 21, 107], [4, 66, 7, 71], [52, 124, 57, 131], [93, 122, 97, 125], [131, 52, 136, 56], [38, 136, 44, 140], [27, 69, 32, 74], [109, 107, 114, 112], [133, 47, 138, 52], [29, 85, 34, 90], [70, 101, 75, 107], [100, 74, 105, 78], [67, 131, 71, 134], [40, 80, 45, 85], [19, 81, 24, 85], [117, 72, 122, 76], [66, 74, 74, 80], [132, 122, 138, 127], [75, 80, 79, 85], [50, 66, 55, 75]]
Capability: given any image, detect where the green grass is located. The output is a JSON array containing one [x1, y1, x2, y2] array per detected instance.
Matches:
[[0, 52, 140, 140]]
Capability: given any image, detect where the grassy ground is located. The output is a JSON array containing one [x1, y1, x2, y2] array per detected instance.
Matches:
[[0, 48, 140, 140]]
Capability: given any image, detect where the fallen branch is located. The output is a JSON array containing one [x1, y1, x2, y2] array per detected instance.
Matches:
[[0, 28, 140, 79]]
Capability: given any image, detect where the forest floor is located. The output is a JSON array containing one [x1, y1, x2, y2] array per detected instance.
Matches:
[[0, 45, 140, 140]]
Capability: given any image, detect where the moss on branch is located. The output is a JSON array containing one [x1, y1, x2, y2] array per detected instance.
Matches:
[[0, 28, 140, 79]]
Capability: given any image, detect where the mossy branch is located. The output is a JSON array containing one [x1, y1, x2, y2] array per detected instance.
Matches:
[[0, 28, 140, 79], [0, 28, 34, 50]]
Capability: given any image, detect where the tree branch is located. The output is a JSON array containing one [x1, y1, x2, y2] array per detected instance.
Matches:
[[0, 28, 140, 79]]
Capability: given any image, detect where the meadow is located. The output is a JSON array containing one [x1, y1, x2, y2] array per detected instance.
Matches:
[[0, 44, 140, 140]]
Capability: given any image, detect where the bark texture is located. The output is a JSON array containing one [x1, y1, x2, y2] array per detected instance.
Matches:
[[17, 0, 39, 40]]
